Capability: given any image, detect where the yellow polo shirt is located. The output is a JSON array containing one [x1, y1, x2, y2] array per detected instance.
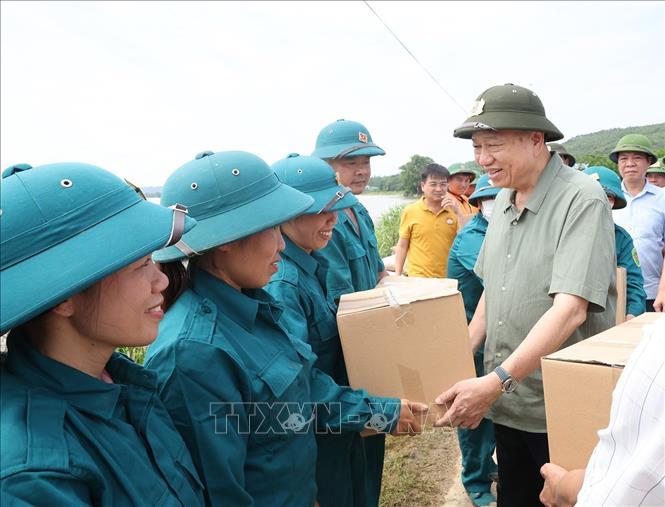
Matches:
[[398, 197, 458, 278]]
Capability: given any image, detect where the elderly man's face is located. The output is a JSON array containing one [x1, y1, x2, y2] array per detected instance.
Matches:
[[617, 152, 650, 182], [472, 130, 542, 190]]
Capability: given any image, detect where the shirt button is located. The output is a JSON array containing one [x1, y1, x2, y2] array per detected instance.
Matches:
[[501, 286, 506, 291], [496, 353, 502, 358], [498, 321, 504, 326], [506, 254, 511, 259], [511, 220, 518, 225], [201, 305, 211, 314]]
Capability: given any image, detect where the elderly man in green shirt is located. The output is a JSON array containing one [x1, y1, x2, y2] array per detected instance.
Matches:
[[435, 83, 616, 506]]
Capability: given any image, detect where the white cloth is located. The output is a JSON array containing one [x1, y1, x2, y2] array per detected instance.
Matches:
[[576, 316, 665, 506]]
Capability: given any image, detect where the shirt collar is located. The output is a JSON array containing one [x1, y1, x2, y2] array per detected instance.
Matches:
[[5, 332, 136, 420], [191, 267, 282, 331], [621, 179, 660, 197], [503, 153, 563, 215], [282, 235, 319, 276]]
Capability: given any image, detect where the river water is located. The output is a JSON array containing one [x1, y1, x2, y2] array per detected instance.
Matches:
[[149, 194, 415, 224]]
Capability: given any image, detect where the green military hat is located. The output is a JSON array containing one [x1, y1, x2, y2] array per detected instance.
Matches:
[[271, 153, 358, 213], [583, 166, 626, 209], [154, 150, 314, 262], [468, 173, 501, 207], [646, 156, 665, 175], [448, 161, 479, 178], [0, 162, 195, 334], [609, 134, 658, 164], [454, 83, 563, 142], [311, 119, 385, 159], [547, 142, 576, 166]]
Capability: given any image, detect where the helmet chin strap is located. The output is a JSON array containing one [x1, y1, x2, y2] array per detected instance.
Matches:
[[165, 203, 188, 248]]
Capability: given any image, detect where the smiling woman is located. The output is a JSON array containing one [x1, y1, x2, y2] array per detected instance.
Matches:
[[0, 162, 204, 506]]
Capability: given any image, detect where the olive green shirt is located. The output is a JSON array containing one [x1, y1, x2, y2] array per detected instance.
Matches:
[[475, 154, 616, 432]]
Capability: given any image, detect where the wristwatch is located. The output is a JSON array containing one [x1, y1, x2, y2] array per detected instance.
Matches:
[[493, 366, 518, 393]]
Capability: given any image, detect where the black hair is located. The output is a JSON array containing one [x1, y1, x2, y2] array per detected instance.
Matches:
[[421, 163, 450, 182]]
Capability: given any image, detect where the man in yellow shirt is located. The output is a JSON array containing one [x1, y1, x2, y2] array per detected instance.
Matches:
[[394, 164, 463, 278]]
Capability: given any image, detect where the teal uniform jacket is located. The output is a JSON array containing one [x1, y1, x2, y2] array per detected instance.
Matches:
[[447, 213, 488, 322], [1, 333, 204, 507], [144, 268, 400, 507], [315, 202, 387, 506], [317, 202, 385, 301], [267, 236, 398, 507], [615, 223, 646, 317]]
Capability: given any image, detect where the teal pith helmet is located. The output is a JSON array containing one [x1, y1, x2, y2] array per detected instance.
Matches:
[[647, 156, 665, 175], [448, 161, 479, 178], [311, 119, 385, 159], [468, 173, 501, 207], [0, 162, 195, 335], [583, 166, 626, 209], [154, 150, 314, 262], [453, 83, 563, 142], [271, 153, 358, 214], [609, 134, 658, 164], [547, 142, 576, 166]]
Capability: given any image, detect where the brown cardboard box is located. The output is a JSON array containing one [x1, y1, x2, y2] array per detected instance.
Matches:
[[336, 276, 475, 420], [541, 313, 661, 470]]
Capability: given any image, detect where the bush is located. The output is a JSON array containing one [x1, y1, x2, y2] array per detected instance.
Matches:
[[117, 346, 147, 365], [375, 204, 407, 257]]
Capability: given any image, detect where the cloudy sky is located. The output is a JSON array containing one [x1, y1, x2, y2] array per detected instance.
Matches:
[[1, 1, 663, 185]]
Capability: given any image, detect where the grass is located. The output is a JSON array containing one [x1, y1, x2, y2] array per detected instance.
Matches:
[[380, 426, 461, 506], [117, 346, 147, 364]]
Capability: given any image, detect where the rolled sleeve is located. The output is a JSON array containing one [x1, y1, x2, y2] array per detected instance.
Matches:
[[549, 198, 615, 312]]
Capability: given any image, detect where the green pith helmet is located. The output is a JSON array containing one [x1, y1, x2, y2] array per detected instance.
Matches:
[[583, 166, 626, 209], [453, 83, 563, 142], [609, 133, 658, 164], [468, 173, 501, 207], [547, 142, 576, 166], [311, 119, 385, 159], [271, 153, 358, 213], [448, 161, 479, 178], [646, 156, 665, 175]]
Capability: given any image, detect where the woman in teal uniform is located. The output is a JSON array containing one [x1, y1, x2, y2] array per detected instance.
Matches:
[[311, 119, 390, 505], [583, 166, 646, 318], [266, 153, 420, 507], [447, 173, 499, 507], [0, 162, 204, 506], [144, 150, 424, 507]]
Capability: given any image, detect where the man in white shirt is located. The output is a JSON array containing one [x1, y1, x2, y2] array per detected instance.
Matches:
[[610, 134, 665, 311]]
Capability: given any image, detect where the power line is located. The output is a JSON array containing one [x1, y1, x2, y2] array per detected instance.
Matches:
[[363, 1, 468, 114]]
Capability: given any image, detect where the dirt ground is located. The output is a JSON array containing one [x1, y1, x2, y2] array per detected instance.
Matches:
[[381, 426, 493, 507]]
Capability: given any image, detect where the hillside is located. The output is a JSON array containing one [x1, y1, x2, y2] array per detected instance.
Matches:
[[563, 123, 664, 157]]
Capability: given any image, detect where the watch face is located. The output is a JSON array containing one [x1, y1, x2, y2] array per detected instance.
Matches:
[[503, 378, 518, 393]]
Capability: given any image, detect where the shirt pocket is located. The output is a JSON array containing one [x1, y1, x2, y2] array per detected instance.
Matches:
[[258, 351, 304, 399], [346, 241, 366, 261]]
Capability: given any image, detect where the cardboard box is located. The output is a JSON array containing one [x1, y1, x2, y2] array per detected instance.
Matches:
[[542, 313, 661, 470], [336, 276, 475, 421], [615, 267, 626, 325]]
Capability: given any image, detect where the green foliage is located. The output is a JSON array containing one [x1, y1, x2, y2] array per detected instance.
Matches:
[[563, 123, 665, 162], [369, 174, 402, 192], [399, 155, 434, 197], [117, 346, 147, 365], [375, 204, 407, 257]]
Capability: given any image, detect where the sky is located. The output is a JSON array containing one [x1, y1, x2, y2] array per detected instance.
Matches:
[[1, 1, 664, 185]]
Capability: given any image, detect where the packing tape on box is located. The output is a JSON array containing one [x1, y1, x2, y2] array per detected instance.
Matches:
[[383, 287, 414, 327]]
